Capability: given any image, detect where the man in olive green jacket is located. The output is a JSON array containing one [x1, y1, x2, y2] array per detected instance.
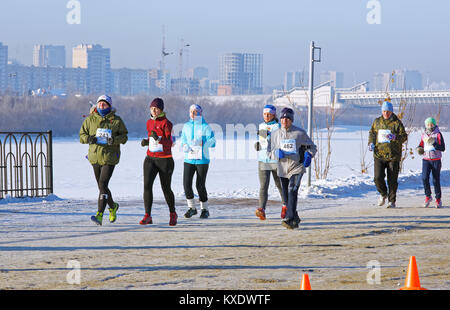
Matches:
[[79, 95, 128, 225], [368, 101, 407, 208]]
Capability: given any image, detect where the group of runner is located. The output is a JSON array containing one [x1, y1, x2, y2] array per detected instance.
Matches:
[[79, 96, 445, 229]]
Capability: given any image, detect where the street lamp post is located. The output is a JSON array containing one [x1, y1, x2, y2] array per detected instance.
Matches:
[[307, 41, 321, 187]]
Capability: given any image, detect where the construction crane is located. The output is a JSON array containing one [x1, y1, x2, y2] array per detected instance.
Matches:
[[160, 25, 173, 73], [178, 38, 190, 79]]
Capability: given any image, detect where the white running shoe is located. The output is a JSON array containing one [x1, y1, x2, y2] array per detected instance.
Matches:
[[386, 201, 396, 208], [378, 195, 387, 206]]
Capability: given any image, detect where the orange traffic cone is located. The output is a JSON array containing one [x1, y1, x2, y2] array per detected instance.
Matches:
[[300, 274, 311, 290], [400, 256, 427, 290]]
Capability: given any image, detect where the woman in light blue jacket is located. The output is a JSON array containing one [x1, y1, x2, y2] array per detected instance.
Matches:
[[181, 104, 216, 218], [254, 104, 286, 221]]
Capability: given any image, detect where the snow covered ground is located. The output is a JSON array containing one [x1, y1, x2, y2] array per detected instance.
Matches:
[[43, 126, 448, 203]]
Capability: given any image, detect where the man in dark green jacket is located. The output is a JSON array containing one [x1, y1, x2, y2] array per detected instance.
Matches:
[[79, 95, 128, 225], [368, 101, 407, 208]]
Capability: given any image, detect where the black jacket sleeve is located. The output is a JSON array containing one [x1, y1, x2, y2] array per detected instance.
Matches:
[[433, 133, 445, 152]]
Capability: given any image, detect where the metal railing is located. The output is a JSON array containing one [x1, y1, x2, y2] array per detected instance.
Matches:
[[0, 131, 53, 199]]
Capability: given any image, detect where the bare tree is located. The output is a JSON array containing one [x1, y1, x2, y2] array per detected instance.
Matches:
[[312, 96, 339, 180]]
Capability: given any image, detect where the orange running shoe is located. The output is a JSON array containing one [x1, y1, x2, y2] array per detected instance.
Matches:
[[255, 208, 266, 220], [281, 205, 287, 219], [139, 213, 153, 225]]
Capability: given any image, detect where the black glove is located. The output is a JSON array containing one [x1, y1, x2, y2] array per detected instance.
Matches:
[[254, 141, 261, 151], [107, 137, 114, 146], [298, 145, 306, 163], [141, 138, 149, 147], [150, 130, 159, 141], [257, 129, 268, 138], [87, 136, 97, 144]]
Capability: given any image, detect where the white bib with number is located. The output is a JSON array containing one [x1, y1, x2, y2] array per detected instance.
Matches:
[[258, 123, 278, 150], [377, 129, 392, 144], [187, 145, 203, 160], [148, 137, 163, 152], [281, 139, 297, 155], [96, 128, 112, 145], [424, 139, 436, 152]]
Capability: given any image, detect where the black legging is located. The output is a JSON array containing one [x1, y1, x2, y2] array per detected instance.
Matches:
[[183, 162, 209, 202], [92, 164, 115, 213], [143, 156, 175, 214]]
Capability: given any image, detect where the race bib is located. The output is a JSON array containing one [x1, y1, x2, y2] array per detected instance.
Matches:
[[424, 139, 436, 152], [377, 129, 392, 144], [187, 145, 203, 160], [281, 139, 297, 155], [96, 128, 112, 145], [148, 137, 163, 153], [258, 123, 277, 150], [259, 136, 268, 150]]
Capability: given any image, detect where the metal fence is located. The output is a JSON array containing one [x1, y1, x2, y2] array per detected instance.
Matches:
[[0, 131, 53, 199]]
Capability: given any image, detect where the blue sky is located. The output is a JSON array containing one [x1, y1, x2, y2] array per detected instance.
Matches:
[[0, 0, 449, 86]]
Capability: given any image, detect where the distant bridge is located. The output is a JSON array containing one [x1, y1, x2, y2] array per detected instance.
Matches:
[[272, 81, 450, 108]]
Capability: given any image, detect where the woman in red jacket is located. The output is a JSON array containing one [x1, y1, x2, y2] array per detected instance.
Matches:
[[140, 98, 177, 226]]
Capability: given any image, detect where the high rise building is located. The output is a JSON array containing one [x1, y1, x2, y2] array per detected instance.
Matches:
[[187, 66, 208, 80], [393, 69, 423, 91], [372, 72, 391, 91], [72, 44, 111, 94], [218, 53, 263, 95], [0, 42, 7, 92], [284, 71, 306, 91], [112, 68, 149, 96], [320, 71, 344, 88], [373, 70, 423, 91], [33, 45, 66, 67]]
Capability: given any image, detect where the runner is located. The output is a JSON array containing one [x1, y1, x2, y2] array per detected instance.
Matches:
[[140, 98, 177, 226], [79, 95, 128, 225], [368, 101, 408, 208], [254, 104, 286, 220], [268, 107, 317, 229], [416, 117, 445, 208], [181, 104, 216, 219]]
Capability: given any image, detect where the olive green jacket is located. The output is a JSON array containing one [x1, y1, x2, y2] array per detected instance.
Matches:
[[79, 109, 128, 166], [368, 113, 407, 161]]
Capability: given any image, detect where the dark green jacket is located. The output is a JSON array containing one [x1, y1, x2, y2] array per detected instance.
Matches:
[[368, 113, 407, 161], [79, 109, 128, 165]]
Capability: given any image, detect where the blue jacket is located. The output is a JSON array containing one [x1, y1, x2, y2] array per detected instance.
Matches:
[[181, 117, 216, 165], [257, 120, 280, 164]]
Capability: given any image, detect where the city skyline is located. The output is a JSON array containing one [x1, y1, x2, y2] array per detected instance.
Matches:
[[0, 0, 449, 88], [0, 40, 443, 98]]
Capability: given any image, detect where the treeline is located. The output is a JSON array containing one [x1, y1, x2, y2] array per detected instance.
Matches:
[[0, 95, 447, 137], [0, 95, 264, 137]]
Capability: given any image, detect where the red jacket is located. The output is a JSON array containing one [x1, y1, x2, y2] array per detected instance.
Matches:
[[146, 114, 173, 158]]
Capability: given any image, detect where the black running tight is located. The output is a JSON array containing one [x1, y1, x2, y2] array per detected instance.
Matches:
[[143, 156, 175, 214], [92, 164, 115, 213]]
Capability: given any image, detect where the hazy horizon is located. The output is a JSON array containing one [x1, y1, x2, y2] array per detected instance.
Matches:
[[1, 0, 449, 87]]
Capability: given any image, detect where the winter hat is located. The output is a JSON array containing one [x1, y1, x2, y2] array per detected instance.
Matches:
[[381, 101, 393, 112], [263, 104, 276, 115], [280, 107, 294, 121], [189, 104, 203, 115], [150, 97, 164, 110], [97, 94, 112, 106], [424, 117, 436, 127]]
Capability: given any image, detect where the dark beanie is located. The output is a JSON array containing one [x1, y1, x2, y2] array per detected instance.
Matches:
[[280, 107, 294, 121], [150, 98, 164, 110]]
